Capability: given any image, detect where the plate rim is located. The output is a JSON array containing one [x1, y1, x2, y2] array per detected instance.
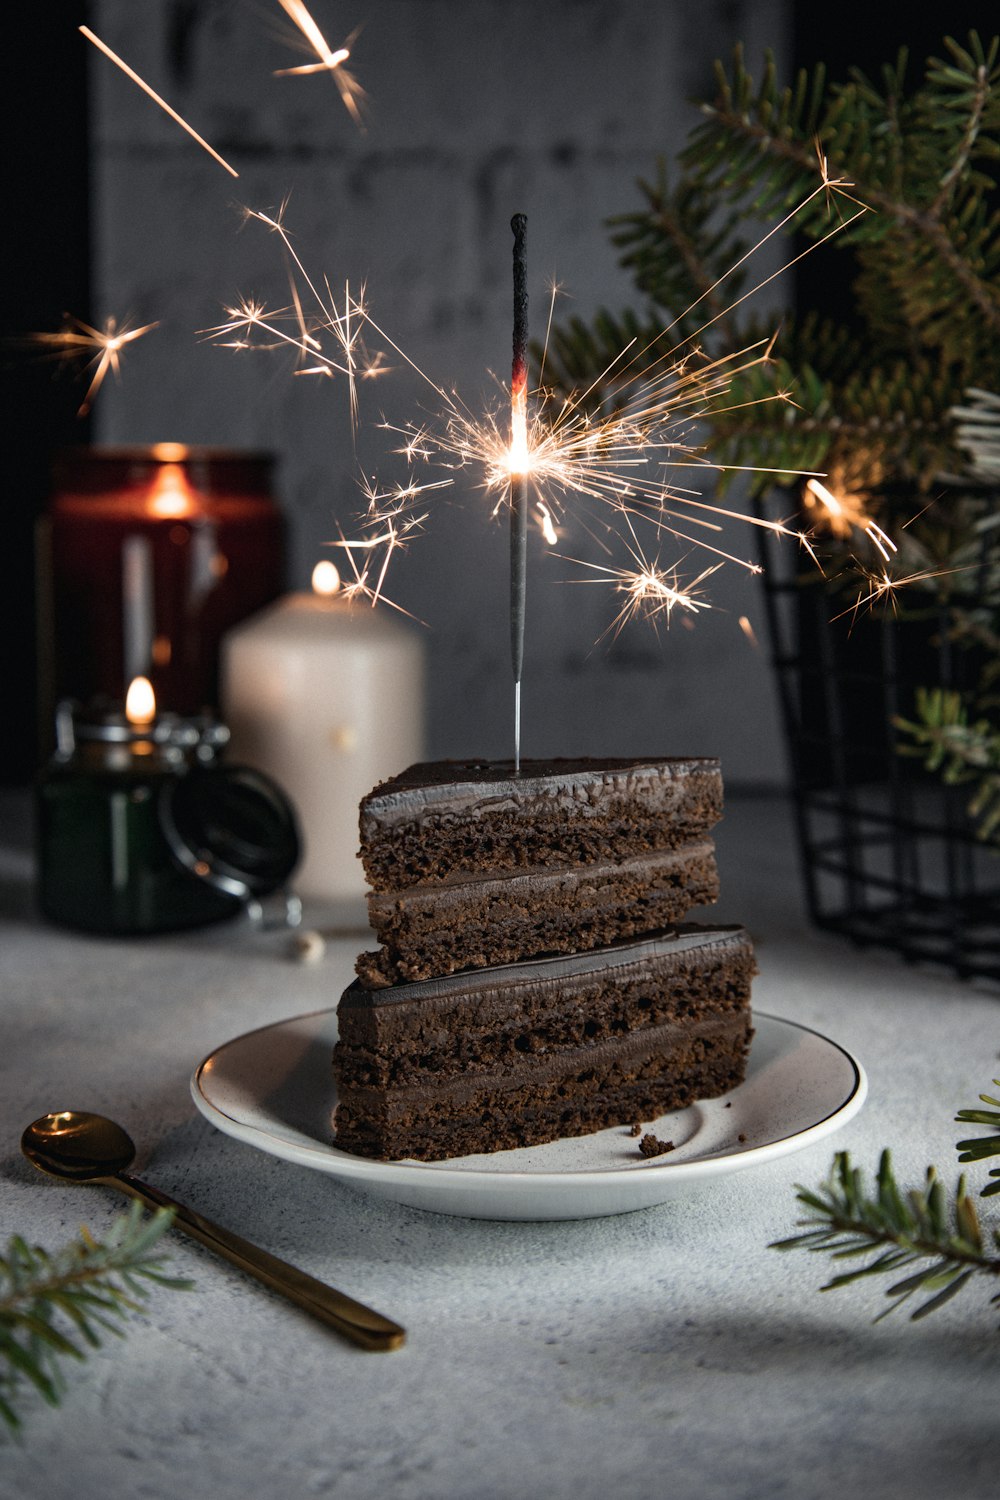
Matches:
[[191, 1008, 867, 1187]]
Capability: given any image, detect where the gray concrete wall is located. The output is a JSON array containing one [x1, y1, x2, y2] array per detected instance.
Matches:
[[90, 0, 792, 784]]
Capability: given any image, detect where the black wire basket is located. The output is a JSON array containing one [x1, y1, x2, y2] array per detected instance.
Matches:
[[755, 503, 1000, 985]]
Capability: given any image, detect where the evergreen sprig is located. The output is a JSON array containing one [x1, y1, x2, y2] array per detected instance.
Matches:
[[895, 687, 1000, 839], [0, 1204, 191, 1434], [957, 1081, 1000, 1197], [772, 1081, 1000, 1322]]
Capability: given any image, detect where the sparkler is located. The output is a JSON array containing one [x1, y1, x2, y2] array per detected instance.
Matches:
[[210, 170, 912, 730], [31, 314, 159, 416], [79, 27, 239, 178], [510, 214, 529, 772]]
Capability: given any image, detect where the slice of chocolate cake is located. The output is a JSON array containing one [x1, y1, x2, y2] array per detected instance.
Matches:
[[357, 839, 720, 988], [359, 758, 722, 891], [333, 926, 755, 1161]]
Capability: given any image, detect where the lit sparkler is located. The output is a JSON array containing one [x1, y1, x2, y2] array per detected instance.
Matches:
[[385, 333, 819, 579], [31, 314, 159, 416], [79, 26, 238, 178], [272, 1, 366, 129], [211, 173, 909, 697], [510, 213, 529, 771]]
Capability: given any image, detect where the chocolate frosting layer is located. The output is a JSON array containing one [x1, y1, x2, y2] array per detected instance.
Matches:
[[361, 757, 721, 830], [339, 923, 748, 1011]]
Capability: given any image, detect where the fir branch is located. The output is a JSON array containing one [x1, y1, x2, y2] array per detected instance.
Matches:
[[771, 1150, 1000, 1322], [690, 39, 1000, 345], [0, 1204, 191, 1434], [957, 1081, 1000, 1198]]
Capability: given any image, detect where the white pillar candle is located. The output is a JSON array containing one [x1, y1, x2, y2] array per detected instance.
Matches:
[[220, 564, 424, 904]]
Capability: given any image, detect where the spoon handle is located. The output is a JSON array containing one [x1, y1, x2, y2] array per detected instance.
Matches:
[[111, 1172, 405, 1352]]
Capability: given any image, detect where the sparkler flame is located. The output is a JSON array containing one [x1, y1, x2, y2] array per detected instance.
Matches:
[[509, 371, 529, 475]]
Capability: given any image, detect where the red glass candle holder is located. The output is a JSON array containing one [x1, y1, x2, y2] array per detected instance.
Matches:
[[38, 445, 285, 724]]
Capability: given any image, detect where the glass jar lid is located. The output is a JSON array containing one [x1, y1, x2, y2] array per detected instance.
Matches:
[[158, 764, 301, 899]]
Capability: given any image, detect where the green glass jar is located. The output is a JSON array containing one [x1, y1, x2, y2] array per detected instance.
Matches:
[[36, 701, 299, 935]]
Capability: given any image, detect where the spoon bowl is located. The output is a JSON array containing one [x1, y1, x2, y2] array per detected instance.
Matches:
[[22, 1110, 137, 1181], [21, 1109, 404, 1352]]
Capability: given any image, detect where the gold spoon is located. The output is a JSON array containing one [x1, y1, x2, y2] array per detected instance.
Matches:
[[21, 1110, 405, 1352]]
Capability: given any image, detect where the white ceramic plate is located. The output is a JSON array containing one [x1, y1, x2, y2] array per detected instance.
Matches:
[[191, 1009, 866, 1220]]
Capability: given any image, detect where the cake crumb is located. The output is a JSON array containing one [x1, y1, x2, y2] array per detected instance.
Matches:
[[737, 1132, 747, 1143], [639, 1133, 675, 1158], [627, 1123, 642, 1137]]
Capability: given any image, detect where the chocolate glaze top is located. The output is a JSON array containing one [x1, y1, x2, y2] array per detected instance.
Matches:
[[339, 923, 749, 1010], [361, 757, 721, 829]]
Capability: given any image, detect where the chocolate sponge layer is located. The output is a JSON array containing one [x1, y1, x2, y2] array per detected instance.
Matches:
[[359, 758, 723, 892], [357, 839, 720, 987], [333, 925, 755, 1161]]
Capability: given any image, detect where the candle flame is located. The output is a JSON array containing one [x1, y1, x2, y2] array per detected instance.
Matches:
[[311, 560, 341, 596], [126, 676, 156, 725], [80, 26, 239, 177], [147, 463, 196, 519], [151, 442, 189, 462]]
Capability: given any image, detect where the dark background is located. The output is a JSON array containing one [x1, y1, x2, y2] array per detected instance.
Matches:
[[2, 3, 992, 785]]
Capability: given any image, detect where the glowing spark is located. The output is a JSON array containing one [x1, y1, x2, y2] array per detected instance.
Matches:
[[79, 26, 239, 177], [833, 564, 967, 625], [805, 477, 897, 562], [209, 208, 378, 429], [328, 476, 434, 618], [273, 1, 366, 128], [536, 503, 558, 545], [568, 546, 722, 640], [738, 615, 759, 649], [32, 314, 159, 416]]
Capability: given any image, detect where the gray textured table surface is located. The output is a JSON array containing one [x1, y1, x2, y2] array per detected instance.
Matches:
[[1, 791, 996, 1500]]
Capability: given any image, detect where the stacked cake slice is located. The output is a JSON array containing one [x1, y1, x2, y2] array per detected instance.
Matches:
[[333, 758, 754, 1161]]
